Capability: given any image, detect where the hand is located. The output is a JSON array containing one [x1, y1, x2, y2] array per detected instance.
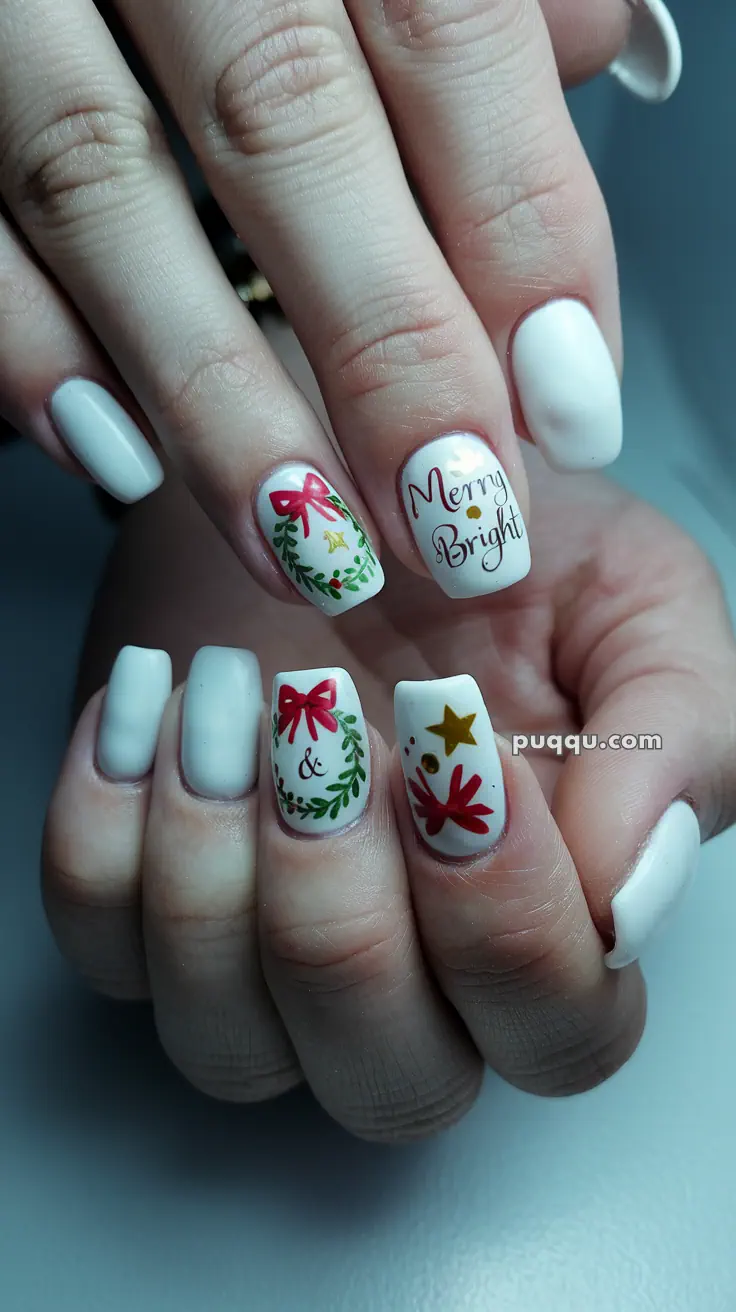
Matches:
[[42, 450, 736, 1140], [0, 0, 680, 615]]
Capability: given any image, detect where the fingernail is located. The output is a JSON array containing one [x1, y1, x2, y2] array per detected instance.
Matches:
[[97, 646, 172, 782], [609, 0, 682, 104], [395, 674, 505, 859], [400, 434, 530, 598], [271, 667, 370, 835], [605, 801, 700, 969], [49, 379, 163, 503], [256, 463, 384, 615], [511, 300, 622, 473], [181, 647, 263, 800]]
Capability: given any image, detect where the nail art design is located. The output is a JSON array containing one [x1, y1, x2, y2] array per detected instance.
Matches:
[[49, 379, 163, 504], [605, 800, 700, 969], [181, 647, 263, 800], [395, 675, 505, 859], [271, 667, 370, 834], [400, 434, 530, 598], [512, 300, 622, 472], [609, 0, 682, 104], [97, 646, 172, 782], [257, 464, 384, 615]]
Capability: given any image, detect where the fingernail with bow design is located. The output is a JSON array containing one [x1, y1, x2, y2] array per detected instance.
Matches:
[[395, 674, 505, 859], [271, 667, 371, 835], [257, 463, 384, 615]]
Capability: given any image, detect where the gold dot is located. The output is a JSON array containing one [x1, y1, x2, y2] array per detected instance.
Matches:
[[466, 505, 482, 520], [421, 753, 440, 775]]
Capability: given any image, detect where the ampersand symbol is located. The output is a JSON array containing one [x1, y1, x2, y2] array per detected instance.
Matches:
[[298, 746, 327, 780]]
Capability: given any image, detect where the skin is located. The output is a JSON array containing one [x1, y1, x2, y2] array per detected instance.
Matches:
[[0, 0, 630, 594], [41, 328, 736, 1143]]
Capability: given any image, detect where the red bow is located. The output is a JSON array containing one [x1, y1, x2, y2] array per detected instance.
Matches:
[[269, 472, 344, 538], [409, 765, 493, 837], [278, 678, 338, 744]]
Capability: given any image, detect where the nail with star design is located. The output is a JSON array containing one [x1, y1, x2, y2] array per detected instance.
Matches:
[[394, 674, 505, 859], [400, 433, 530, 599], [271, 667, 371, 835], [256, 463, 385, 616]]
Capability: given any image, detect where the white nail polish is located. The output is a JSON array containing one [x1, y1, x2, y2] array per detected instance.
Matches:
[[49, 379, 163, 504], [256, 463, 384, 615], [395, 675, 505, 859], [97, 646, 172, 782], [605, 801, 700, 969], [512, 301, 622, 473], [400, 434, 530, 598], [609, 0, 682, 104], [181, 647, 263, 800], [271, 667, 370, 835]]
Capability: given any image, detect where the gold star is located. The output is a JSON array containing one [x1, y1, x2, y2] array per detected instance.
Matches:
[[426, 705, 477, 756], [323, 530, 348, 553]]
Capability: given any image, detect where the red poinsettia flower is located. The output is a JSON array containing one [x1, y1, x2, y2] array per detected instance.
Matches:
[[409, 765, 493, 836]]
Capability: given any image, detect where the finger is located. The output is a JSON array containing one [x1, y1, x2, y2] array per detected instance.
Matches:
[[0, 0, 384, 615], [540, 0, 632, 84], [553, 528, 736, 969], [394, 676, 645, 1094], [345, 0, 623, 475], [142, 650, 300, 1102], [42, 645, 171, 999], [0, 208, 162, 494], [118, 0, 533, 600], [260, 665, 481, 1142]]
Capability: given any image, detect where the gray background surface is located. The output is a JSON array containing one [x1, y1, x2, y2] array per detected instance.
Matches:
[[2, 3, 736, 1308]]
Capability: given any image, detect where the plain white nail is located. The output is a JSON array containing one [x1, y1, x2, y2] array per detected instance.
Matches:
[[49, 379, 163, 503], [512, 300, 622, 473], [400, 433, 530, 598], [395, 675, 505, 859], [97, 646, 172, 782], [256, 463, 384, 615], [609, 0, 682, 104], [181, 647, 263, 800], [605, 801, 700, 969], [271, 667, 370, 835]]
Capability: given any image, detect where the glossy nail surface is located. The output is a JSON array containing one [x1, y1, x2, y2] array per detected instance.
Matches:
[[512, 300, 622, 472], [395, 675, 505, 859], [609, 0, 682, 103], [605, 801, 700, 969], [257, 463, 384, 615], [97, 646, 172, 782], [400, 434, 530, 598], [49, 379, 163, 503], [271, 667, 370, 835], [181, 647, 262, 800]]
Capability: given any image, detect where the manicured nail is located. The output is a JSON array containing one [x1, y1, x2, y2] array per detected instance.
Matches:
[[256, 463, 384, 615], [605, 801, 700, 969], [271, 667, 370, 835], [49, 379, 163, 503], [609, 0, 682, 104], [512, 301, 622, 473], [97, 646, 172, 782], [400, 434, 530, 598], [181, 647, 263, 800], [395, 675, 505, 859]]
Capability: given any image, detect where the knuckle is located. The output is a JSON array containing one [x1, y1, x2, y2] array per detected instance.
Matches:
[[381, 0, 516, 52], [6, 101, 166, 228], [207, 1, 362, 159], [348, 1067, 482, 1143], [504, 994, 645, 1097], [453, 148, 585, 278], [262, 906, 411, 996], [328, 293, 463, 404], [176, 1051, 302, 1103]]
